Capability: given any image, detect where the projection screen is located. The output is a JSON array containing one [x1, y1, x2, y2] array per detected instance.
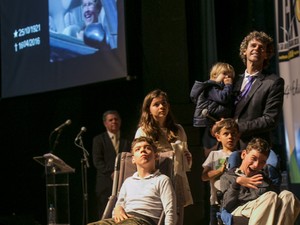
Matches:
[[1, 0, 127, 98]]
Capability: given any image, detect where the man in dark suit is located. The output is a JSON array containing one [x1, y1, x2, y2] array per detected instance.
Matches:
[[233, 31, 285, 150], [92, 110, 131, 218]]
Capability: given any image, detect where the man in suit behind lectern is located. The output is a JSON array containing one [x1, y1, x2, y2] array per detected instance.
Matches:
[[92, 110, 131, 218]]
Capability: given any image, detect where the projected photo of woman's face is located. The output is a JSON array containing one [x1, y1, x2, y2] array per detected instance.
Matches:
[[1, 0, 126, 98], [49, 0, 118, 62]]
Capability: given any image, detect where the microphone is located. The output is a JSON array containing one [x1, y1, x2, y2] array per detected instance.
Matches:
[[75, 126, 87, 141], [201, 109, 217, 122], [54, 119, 72, 132]]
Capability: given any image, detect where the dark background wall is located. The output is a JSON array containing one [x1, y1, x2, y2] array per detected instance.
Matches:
[[0, 1, 286, 225]]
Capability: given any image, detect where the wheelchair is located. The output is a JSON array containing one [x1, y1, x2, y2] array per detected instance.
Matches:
[[216, 149, 282, 225]]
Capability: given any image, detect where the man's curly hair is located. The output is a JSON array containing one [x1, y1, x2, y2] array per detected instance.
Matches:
[[239, 31, 274, 69]]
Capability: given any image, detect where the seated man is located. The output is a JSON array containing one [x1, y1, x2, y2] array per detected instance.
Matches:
[[88, 136, 177, 225], [220, 137, 300, 225]]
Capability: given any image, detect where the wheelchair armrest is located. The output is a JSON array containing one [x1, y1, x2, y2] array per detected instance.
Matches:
[[101, 195, 117, 220]]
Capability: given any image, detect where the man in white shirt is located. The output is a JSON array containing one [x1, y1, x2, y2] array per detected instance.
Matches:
[[89, 136, 177, 225]]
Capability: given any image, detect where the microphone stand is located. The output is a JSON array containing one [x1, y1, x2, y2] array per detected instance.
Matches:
[[53, 130, 62, 152], [48, 129, 63, 153], [75, 136, 90, 225]]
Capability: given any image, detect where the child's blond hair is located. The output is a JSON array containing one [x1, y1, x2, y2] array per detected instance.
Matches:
[[209, 62, 235, 80]]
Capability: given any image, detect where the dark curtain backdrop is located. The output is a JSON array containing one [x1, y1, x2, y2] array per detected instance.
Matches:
[[186, 0, 217, 84]]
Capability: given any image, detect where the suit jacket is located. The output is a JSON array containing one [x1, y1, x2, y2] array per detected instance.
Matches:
[[233, 71, 284, 148], [92, 131, 131, 194]]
